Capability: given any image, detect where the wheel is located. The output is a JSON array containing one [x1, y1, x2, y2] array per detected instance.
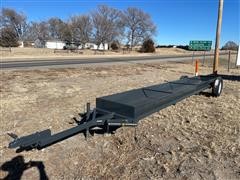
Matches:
[[212, 77, 223, 97]]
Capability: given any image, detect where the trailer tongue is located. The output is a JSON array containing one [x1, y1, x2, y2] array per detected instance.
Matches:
[[8, 74, 223, 151]]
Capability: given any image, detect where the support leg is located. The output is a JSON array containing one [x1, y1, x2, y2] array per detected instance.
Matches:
[[104, 123, 111, 137], [85, 128, 90, 140]]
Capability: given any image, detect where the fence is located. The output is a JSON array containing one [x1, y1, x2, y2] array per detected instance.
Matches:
[[190, 51, 238, 72]]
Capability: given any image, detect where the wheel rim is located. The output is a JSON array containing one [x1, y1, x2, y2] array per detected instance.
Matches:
[[218, 81, 222, 94], [215, 79, 219, 87]]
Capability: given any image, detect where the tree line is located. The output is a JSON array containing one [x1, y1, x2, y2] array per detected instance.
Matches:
[[0, 5, 157, 48]]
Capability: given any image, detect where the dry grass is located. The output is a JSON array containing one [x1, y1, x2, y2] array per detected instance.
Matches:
[[0, 62, 239, 179], [1, 47, 195, 61]]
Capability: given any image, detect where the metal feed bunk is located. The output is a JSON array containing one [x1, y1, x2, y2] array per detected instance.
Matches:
[[8, 74, 223, 151]]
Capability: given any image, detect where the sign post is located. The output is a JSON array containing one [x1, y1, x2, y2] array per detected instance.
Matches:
[[228, 51, 231, 72], [213, 0, 224, 74], [237, 44, 240, 67]]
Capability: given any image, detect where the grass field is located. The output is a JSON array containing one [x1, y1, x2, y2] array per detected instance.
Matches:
[[1, 61, 239, 179], [1, 47, 212, 60]]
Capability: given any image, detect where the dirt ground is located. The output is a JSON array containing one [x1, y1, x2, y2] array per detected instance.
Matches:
[[0, 62, 239, 179], [1, 47, 215, 61]]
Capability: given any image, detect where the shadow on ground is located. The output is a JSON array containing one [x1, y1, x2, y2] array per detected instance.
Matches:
[[1, 156, 49, 180]]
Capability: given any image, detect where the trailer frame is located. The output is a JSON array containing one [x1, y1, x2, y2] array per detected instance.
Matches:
[[8, 74, 223, 151]]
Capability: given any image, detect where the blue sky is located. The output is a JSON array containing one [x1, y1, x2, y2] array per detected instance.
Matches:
[[2, 0, 239, 46]]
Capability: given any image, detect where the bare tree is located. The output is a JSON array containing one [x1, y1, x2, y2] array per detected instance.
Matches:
[[0, 8, 27, 41], [121, 7, 156, 48], [48, 17, 65, 40], [59, 22, 72, 43], [91, 5, 123, 49], [221, 41, 238, 51], [0, 7, 157, 49], [26, 21, 49, 41], [70, 15, 92, 47]]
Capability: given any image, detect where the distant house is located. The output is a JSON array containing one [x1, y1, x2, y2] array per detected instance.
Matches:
[[45, 40, 66, 49], [99, 43, 108, 50], [84, 43, 98, 49], [18, 41, 24, 48], [84, 43, 108, 50]]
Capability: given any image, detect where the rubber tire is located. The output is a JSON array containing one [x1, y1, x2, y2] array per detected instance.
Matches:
[[212, 77, 223, 97]]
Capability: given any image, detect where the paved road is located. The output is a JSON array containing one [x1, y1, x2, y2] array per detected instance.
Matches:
[[0, 53, 224, 70]]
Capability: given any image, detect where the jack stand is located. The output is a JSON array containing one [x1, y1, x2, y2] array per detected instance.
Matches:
[[104, 124, 111, 137], [85, 128, 90, 140]]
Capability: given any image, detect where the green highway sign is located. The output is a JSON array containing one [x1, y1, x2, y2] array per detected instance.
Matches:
[[189, 40, 212, 51]]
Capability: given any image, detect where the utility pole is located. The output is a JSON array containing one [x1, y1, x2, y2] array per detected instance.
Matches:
[[213, 0, 224, 74]]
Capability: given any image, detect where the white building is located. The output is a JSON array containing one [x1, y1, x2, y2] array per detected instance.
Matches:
[[99, 43, 108, 50], [45, 41, 66, 49], [84, 43, 108, 50], [84, 43, 98, 49], [18, 41, 24, 48]]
